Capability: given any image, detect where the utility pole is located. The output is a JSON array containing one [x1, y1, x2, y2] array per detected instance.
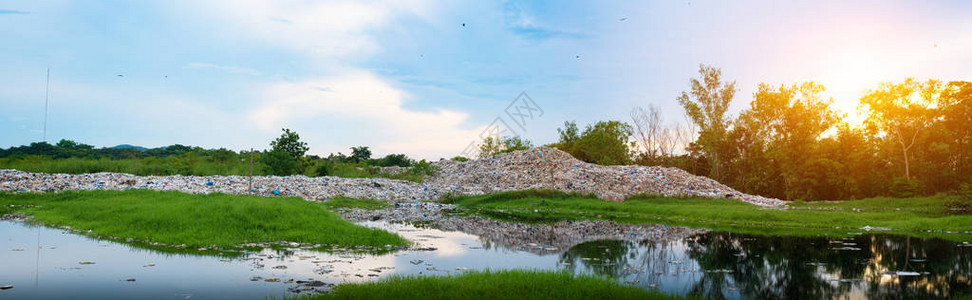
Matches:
[[249, 148, 254, 194]]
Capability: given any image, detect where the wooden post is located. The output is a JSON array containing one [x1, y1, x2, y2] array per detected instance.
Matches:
[[249, 148, 254, 194]]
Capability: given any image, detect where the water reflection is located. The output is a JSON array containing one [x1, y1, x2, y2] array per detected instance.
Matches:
[[2, 220, 970, 299], [559, 233, 972, 299]]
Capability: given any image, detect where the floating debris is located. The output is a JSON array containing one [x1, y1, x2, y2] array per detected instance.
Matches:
[[885, 271, 921, 276], [296, 280, 327, 287]]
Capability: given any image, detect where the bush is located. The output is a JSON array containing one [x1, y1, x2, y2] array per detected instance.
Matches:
[[262, 150, 299, 176], [408, 160, 440, 177], [313, 160, 333, 177], [890, 177, 921, 198], [945, 183, 972, 215], [374, 154, 413, 167], [451, 156, 469, 162]]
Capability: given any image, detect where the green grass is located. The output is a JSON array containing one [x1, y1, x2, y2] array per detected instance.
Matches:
[[0, 190, 407, 250], [320, 197, 391, 210], [290, 270, 682, 300], [446, 190, 972, 241]]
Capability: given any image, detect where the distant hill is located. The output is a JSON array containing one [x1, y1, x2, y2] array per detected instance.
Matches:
[[111, 144, 148, 152]]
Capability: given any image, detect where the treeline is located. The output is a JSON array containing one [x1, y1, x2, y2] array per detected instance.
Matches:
[[0, 140, 239, 160], [550, 65, 972, 201], [260, 129, 437, 182], [0, 130, 434, 181], [0, 141, 253, 176]]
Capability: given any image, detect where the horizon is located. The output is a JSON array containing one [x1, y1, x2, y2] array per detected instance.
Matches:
[[2, 1, 971, 159]]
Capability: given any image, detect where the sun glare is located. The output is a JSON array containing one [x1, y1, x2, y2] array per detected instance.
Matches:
[[819, 48, 884, 129]]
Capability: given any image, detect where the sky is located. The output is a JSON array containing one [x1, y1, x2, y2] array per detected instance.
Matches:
[[1, 0, 970, 159]]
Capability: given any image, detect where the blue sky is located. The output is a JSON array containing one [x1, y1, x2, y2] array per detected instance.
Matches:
[[2, 1, 970, 159]]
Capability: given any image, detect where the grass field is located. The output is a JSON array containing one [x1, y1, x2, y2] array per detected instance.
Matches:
[[445, 190, 972, 240], [290, 270, 683, 300], [0, 190, 407, 250]]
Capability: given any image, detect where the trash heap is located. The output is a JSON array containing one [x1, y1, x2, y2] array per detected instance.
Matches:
[[0, 170, 451, 202], [0, 147, 783, 207], [429, 147, 784, 207]]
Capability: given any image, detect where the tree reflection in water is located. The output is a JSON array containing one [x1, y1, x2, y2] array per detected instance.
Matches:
[[559, 232, 972, 299]]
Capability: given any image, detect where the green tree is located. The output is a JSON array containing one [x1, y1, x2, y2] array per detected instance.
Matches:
[[263, 128, 309, 175], [553, 121, 633, 165], [860, 79, 939, 180], [937, 81, 972, 186], [350, 146, 372, 163], [478, 136, 503, 158], [735, 82, 841, 200], [728, 111, 781, 197], [678, 64, 736, 181], [577, 121, 634, 165], [501, 136, 533, 153], [479, 136, 534, 157], [558, 121, 580, 145], [270, 129, 310, 159], [210, 148, 237, 163], [375, 153, 413, 167], [263, 150, 299, 176], [552, 121, 582, 158]]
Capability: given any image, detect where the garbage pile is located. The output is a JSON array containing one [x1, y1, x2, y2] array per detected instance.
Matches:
[[0, 147, 782, 207], [0, 170, 452, 202], [428, 147, 783, 207]]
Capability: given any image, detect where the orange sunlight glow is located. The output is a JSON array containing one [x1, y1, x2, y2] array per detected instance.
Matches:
[[817, 47, 885, 129]]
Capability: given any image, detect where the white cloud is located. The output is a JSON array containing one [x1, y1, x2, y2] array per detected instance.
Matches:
[[184, 62, 263, 76], [250, 72, 484, 159], [181, 0, 437, 61], [169, 0, 485, 158]]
